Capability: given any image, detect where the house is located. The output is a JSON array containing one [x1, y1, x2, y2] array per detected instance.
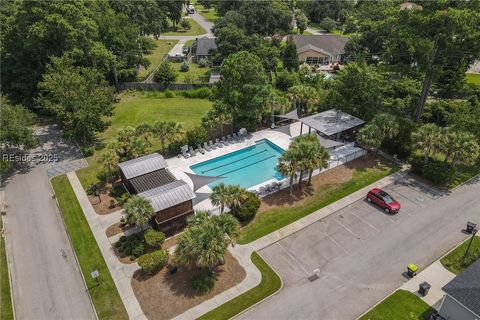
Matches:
[[118, 153, 196, 233], [438, 258, 480, 320], [189, 36, 217, 63], [289, 35, 349, 65]]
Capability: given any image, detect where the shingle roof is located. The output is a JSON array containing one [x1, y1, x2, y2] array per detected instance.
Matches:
[[192, 37, 217, 56], [442, 258, 480, 316], [118, 153, 167, 179], [129, 169, 176, 194], [300, 109, 365, 136], [291, 35, 349, 56], [138, 180, 196, 212]]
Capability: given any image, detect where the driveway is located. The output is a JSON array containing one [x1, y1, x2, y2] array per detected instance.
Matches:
[[237, 175, 480, 320], [1, 125, 94, 319]]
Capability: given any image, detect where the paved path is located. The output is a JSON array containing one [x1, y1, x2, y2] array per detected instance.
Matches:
[[468, 60, 480, 73], [1, 125, 94, 320], [67, 172, 144, 319], [236, 175, 480, 320]]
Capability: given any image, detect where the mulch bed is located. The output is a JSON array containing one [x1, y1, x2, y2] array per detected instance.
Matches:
[[105, 222, 135, 238], [131, 252, 246, 320], [88, 181, 124, 215], [259, 156, 387, 212]]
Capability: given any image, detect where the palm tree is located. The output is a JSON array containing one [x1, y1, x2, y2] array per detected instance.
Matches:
[[153, 120, 184, 151], [266, 89, 289, 128], [412, 123, 442, 163], [441, 130, 480, 167], [296, 135, 330, 185], [357, 123, 383, 154], [101, 142, 119, 181], [278, 150, 300, 195], [225, 184, 248, 215], [371, 113, 400, 140], [124, 195, 154, 230], [210, 183, 230, 214], [116, 126, 137, 157], [135, 122, 153, 144]]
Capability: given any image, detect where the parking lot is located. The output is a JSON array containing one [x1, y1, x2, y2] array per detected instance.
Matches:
[[237, 175, 479, 320]]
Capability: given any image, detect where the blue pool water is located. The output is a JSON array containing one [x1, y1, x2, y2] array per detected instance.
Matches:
[[190, 139, 285, 189]]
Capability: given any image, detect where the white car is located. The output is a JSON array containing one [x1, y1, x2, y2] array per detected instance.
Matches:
[[186, 5, 195, 14]]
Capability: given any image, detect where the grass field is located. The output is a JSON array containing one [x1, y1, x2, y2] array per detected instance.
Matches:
[[173, 62, 211, 83], [360, 290, 432, 320], [51, 175, 128, 319], [193, 2, 219, 22], [76, 92, 212, 187], [197, 252, 281, 320], [137, 40, 178, 80], [441, 236, 480, 275], [238, 163, 398, 244], [466, 73, 480, 87], [1, 219, 13, 320], [163, 18, 206, 36]]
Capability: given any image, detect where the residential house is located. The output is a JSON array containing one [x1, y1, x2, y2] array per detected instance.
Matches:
[[189, 36, 217, 63], [289, 35, 349, 65]]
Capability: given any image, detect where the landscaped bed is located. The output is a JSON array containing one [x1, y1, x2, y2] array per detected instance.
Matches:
[[105, 221, 135, 238], [131, 251, 246, 320], [238, 156, 398, 244], [441, 235, 480, 275], [359, 290, 432, 320], [87, 180, 126, 215]]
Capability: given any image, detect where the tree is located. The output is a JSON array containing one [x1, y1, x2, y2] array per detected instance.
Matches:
[[441, 130, 480, 168], [210, 183, 230, 214], [412, 123, 442, 163], [37, 55, 114, 144], [282, 42, 299, 71], [356, 124, 383, 154], [175, 211, 238, 270], [225, 185, 248, 216], [124, 195, 154, 229], [116, 127, 151, 159], [153, 121, 184, 151], [154, 61, 177, 85], [201, 101, 232, 137], [214, 51, 269, 130], [298, 0, 354, 23], [180, 18, 191, 30], [295, 9, 309, 34], [266, 89, 289, 128], [319, 17, 336, 32], [371, 113, 400, 141], [238, 0, 292, 36], [101, 142, 120, 181], [278, 147, 300, 195], [0, 98, 37, 149], [296, 135, 330, 185]]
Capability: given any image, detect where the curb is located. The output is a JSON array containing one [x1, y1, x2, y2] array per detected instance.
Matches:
[[49, 177, 99, 320], [1, 213, 16, 320]]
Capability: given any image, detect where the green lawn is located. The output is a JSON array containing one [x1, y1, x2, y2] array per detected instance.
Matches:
[[441, 236, 480, 275], [1, 219, 14, 320], [163, 18, 206, 36], [76, 92, 212, 188], [466, 73, 480, 87], [193, 2, 219, 22], [51, 175, 128, 319], [360, 290, 433, 320], [197, 252, 281, 320], [138, 40, 178, 80], [173, 62, 211, 84], [447, 161, 480, 189], [238, 163, 398, 244]]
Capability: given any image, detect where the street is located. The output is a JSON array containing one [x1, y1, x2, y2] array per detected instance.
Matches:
[[1, 125, 94, 319], [237, 175, 480, 320]]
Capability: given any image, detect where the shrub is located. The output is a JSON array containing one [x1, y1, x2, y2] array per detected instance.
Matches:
[[197, 58, 210, 68], [276, 71, 299, 91], [186, 126, 208, 146], [319, 17, 336, 32], [179, 87, 212, 99], [80, 146, 94, 157], [86, 184, 98, 196], [109, 184, 127, 198], [235, 191, 261, 222], [119, 235, 127, 243], [154, 61, 177, 85], [132, 243, 145, 258], [118, 193, 131, 205], [410, 155, 455, 184], [164, 89, 174, 98], [180, 18, 191, 30], [191, 270, 215, 293], [144, 229, 166, 248], [180, 61, 190, 72], [138, 249, 169, 275]]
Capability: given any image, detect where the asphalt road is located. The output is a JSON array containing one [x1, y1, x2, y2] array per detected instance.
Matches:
[[1, 125, 94, 319], [237, 175, 480, 320]]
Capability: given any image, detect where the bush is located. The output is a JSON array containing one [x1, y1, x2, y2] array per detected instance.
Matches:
[[118, 193, 131, 205], [144, 229, 166, 248], [180, 18, 191, 30], [276, 71, 299, 91], [410, 155, 455, 184], [179, 87, 212, 99], [117, 234, 145, 258], [80, 146, 94, 157], [191, 270, 215, 293], [319, 17, 336, 32], [197, 58, 210, 68], [154, 61, 177, 85], [109, 184, 127, 198], [186, 126, 208, 146], [164, 89, 174, 98], [235, 191, 261, 222], [138, 250, 169, 275], [119, 235, 127, 243], [180, 61, 190, 72], [132, 244, 145, 258], [86, 184, 98, 196]]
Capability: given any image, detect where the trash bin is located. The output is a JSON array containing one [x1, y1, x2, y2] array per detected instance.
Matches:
[[407, 263, 418, 277], [467, 221, 477, 234], [419, 281, 431, 296]]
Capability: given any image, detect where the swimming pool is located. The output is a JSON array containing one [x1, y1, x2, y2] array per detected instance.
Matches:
[[190, 139, 285, 189]]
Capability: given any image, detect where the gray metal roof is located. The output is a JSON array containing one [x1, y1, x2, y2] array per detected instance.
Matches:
[[118, 153, 168, 179], [300, 109, 365, 136], [291, 35, 349, 56], [138, 180, 196, 212], [442, 258, 480, 316], [129, 169, 176, 194]]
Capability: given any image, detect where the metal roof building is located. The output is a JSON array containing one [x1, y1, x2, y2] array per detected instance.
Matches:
[[129, 169, 176, 194], [138, 180, 196, 212], [300, 109, 365, 137], [118, 153, 168, 179]]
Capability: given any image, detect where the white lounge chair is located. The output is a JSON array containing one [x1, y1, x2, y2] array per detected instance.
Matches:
[[209, 140, 217, 150], [181, 145, 190, 158], [203, 142, 212, 151], [216, 138, 223, 148], [189, 146, 197, 156]]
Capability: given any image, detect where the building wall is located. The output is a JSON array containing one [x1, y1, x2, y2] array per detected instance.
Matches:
[[154, 200, 193, 224], [439, 295, 479, 320], [298, 50, 344, 64]]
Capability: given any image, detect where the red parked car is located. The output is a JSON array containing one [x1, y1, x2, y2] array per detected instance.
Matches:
[[366, 188, 401, 214]]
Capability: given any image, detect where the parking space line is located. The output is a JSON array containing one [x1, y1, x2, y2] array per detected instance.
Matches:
[[325, 234, 348, 253], [334, 219, 361, 240], [350, 211, 380, 233], [277, 242, 310, 276]]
